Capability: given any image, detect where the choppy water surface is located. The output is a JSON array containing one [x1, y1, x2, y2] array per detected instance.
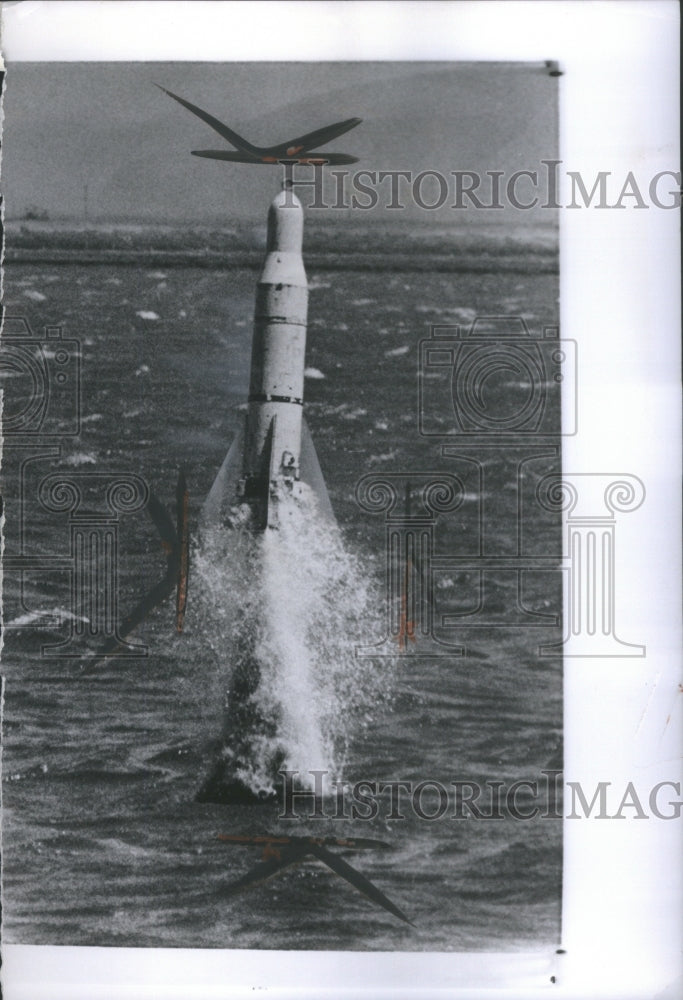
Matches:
[[1, 248, 562, 950]]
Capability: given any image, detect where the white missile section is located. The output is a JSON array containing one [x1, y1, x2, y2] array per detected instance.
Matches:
[[243, 190, 308, 505], [202, 189, 334, 532]]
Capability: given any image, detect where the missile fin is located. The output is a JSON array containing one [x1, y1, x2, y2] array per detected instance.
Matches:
[[175, 469, 190, 633], [192, 150, 359, 165], [269, 117, 362, 156], [278, 153, 360, 165], [300, 416, 336, 523], [83, 490, 179, 670], [221, 844, 308, 895], [146, 491, 178, 550], [307, 843, 414, 925], [191, 150, 261, 162], [263, 415, 279, 531], [201, 420, 246, 530], [397, 481, 433, 651], [155, 86, 260, 155]]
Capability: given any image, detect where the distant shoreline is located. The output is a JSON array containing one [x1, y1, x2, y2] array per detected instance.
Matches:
[[4, 218, 558, 273], [4, 247, 558, 273]]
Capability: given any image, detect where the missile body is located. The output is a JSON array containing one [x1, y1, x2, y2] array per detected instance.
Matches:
[[241, 190, 308, 528], [202, 188, 333, 534]]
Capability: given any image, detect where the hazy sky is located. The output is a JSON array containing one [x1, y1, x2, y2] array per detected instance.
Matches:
[[2, 61, 558, 223]]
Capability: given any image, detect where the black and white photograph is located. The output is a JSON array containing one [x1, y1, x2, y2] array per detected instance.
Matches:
[[0, 3, 680, 998]]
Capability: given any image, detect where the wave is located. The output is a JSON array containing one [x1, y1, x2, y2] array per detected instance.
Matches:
[[190, 484, 395, 802]]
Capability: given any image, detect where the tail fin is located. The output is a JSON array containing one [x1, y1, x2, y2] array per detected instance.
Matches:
[[175, 469, 190, 633], [307, 843, 414, 926], [397, 481, 432, 652], [86, 470, 188, 668], [155, 85, 260, 155], [221, 845, 308, 894], [299, 416, 336, 523], [201, 420, 246, 530]]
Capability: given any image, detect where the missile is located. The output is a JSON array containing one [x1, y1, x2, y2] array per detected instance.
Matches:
[[202, 188, 333, 533], [242, 188, 308, 529], [196, 188, 338, 803]]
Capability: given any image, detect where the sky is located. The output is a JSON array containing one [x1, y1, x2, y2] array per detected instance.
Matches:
[[1, 61, 558, 225]]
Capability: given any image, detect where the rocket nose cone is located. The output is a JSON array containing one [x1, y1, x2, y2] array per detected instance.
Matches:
[[267, 189, 304, 253]]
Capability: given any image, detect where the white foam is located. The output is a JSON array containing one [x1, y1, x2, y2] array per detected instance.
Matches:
[[368, 450, 398, 465], [341, 407, 367, 420], [63, 452, 97, 466], [8, 606, 89, 627], [192, 486, 394, 798]]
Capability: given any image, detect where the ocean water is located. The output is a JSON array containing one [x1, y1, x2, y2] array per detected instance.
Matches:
[[1, 247, 562, 950]]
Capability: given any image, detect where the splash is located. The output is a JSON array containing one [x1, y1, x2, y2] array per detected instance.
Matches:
[[192, 484, 394, 802]]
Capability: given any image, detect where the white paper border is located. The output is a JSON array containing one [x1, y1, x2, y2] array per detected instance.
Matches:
[[1, 2, 680, 998]]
